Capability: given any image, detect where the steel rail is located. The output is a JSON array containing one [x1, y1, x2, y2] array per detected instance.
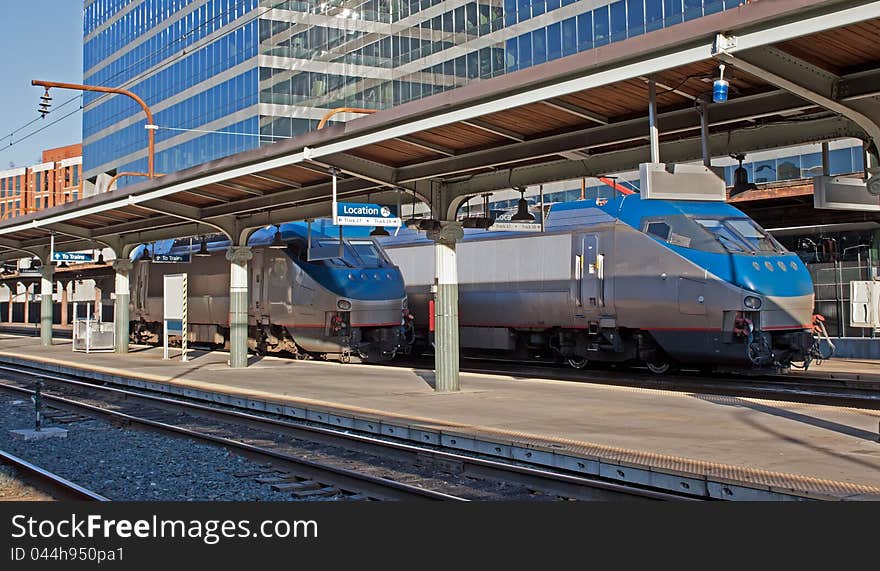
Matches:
[[0, 449, 110, 501], [0, 381, 462, 502], [0, 365, 693, 501]]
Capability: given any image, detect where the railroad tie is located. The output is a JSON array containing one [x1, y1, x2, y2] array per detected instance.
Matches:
[[271, 480, 321, 492], [293, 486, 340, 499]]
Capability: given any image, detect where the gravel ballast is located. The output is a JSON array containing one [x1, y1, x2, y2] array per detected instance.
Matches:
[[0, 395, 299, 501]]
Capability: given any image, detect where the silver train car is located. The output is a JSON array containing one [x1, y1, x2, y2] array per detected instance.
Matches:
[[382, 195, 825, 372], [129, 224, 410, 361]]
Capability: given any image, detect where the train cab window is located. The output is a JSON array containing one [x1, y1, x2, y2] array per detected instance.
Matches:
[[348, 240, 389, 268], [694, 219, 750, 253], [642, 215, 730, 253], [645, 221, 671, 241], [314, 240, 361, 267], [725, 219, 783, 253]]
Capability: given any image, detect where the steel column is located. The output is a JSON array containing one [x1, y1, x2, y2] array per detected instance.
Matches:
[[648, 79, 660, 163], [427, 222, 463, 392], [698, 100, 711, 167], [226, 246, 253, 368], [113, 259, 133, 354], [40, 264, 53, 347]]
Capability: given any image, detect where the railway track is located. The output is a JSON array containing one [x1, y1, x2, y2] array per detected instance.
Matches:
[[0, 364, 693, 502], [387, 355, 880, 409], [0, 449, 109, 501]]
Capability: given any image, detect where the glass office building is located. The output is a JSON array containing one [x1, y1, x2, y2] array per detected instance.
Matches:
[[83, 0, 747, 185]]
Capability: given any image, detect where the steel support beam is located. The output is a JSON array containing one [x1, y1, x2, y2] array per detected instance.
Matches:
[[714, 44, 880, 150], [426, 221, 463, 393], [40, 262, 53, 347], [541, 99, 609, 124], [226, 246, 252, 368], [396, 90, 815, 183], [112, 258, 133, 354], [443, 115, 862, 196]]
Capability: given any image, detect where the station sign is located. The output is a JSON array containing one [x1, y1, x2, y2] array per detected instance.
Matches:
[[487, 221, 542, 232], [52, 251, 94, 263], [333, 202, 402, 227], [152, 253, 191, 264]]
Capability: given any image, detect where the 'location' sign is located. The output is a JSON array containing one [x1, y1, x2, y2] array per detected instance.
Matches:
[[333, 202, 401, 227], [52, 252, 94, 263], [153, 253, 191, 264]]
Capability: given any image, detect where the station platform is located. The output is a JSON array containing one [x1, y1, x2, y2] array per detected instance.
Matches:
[[0, 334, 878, 501]]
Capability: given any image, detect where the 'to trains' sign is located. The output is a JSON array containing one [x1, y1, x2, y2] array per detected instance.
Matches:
[[333, 202, 402, 227]]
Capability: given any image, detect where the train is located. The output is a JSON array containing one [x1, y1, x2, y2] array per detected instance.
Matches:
[[381, 193, 827, 372], [128, 224, 411, 362]]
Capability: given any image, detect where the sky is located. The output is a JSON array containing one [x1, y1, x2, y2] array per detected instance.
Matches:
[[0, 1, 84, 169]]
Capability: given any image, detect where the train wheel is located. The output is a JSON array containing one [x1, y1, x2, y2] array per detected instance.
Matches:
[[567, 357, 589, 369], [645, 358, 672, 375]]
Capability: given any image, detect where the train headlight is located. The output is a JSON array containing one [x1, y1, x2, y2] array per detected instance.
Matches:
[[337, 299, 352, 310], [744, 296, 762, 310]]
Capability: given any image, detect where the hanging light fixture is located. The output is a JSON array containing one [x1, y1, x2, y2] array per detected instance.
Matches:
[[511, 187, 535, 222], [369, 226, 390, 236], [713, 64, 729, 103], [195, 236, 211, 257], [141, 243, 152, 261], [269, 225, 286, 249], [96, 252, 106, 265]]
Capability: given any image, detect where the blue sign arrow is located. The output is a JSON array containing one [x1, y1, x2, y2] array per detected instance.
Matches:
[[52, 252, 94, 263], [152, 253, 191, 264], [333, 202, 401, 227]]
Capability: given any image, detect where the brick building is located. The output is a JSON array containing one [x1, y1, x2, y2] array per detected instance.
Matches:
[[0, 144, 82, 220]]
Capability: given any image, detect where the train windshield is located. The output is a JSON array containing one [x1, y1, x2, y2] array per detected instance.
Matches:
[[693, 219, 751, 253], [724, 218, 784, 253], [312, 240, 362, 267], [348, 240, 391, 268]]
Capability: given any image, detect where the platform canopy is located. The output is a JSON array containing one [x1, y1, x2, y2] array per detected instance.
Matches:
[[1, 0, 879, 259]]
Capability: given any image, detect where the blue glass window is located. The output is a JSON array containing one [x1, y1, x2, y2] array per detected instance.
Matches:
[[594, 5, 610, 46], [533, 28, 547, 64], [518, 31, 532, 68], [664, 0, 683, 26], [504, 0, 517, 26], [532, 0, 545, 18], [683, 0, 703, 21], [610, 1, 627, 42], [547, 22, 562, 60], [562, 17, 577, 56], [577, 11, 593, 51], [506, 37, 519, 71], [628, 0, 646, 37], [646, 0, 663, 32], [517, 0, 530, 22]]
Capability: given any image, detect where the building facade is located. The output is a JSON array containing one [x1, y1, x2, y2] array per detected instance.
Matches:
[[0, 144, 83, 221], [83, 0, 747, 185]]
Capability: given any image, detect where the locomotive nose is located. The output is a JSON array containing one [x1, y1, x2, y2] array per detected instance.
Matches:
[[733, 254, 814, 330]]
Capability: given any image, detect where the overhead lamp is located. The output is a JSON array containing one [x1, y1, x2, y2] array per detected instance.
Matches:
[[713, 64, 729, 103], [369, 226, 390, 236], [96, 252, 106, 265], [461, 217, 493, 229], [269, 225, 286, 249], [59, 261, 69, 269], [418, 219, 441, 232], [510, 187, 535, 222], [404, 218, 422, 230], [195, 236, 211, 257], [141, 243, 152, 261]]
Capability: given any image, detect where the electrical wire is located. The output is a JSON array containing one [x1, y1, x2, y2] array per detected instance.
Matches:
[[1, 0, 281, 156]]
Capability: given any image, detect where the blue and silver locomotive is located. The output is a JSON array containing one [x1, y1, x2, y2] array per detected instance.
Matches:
[[382, 194, 825, 372], [129, 224, 410, 361]]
